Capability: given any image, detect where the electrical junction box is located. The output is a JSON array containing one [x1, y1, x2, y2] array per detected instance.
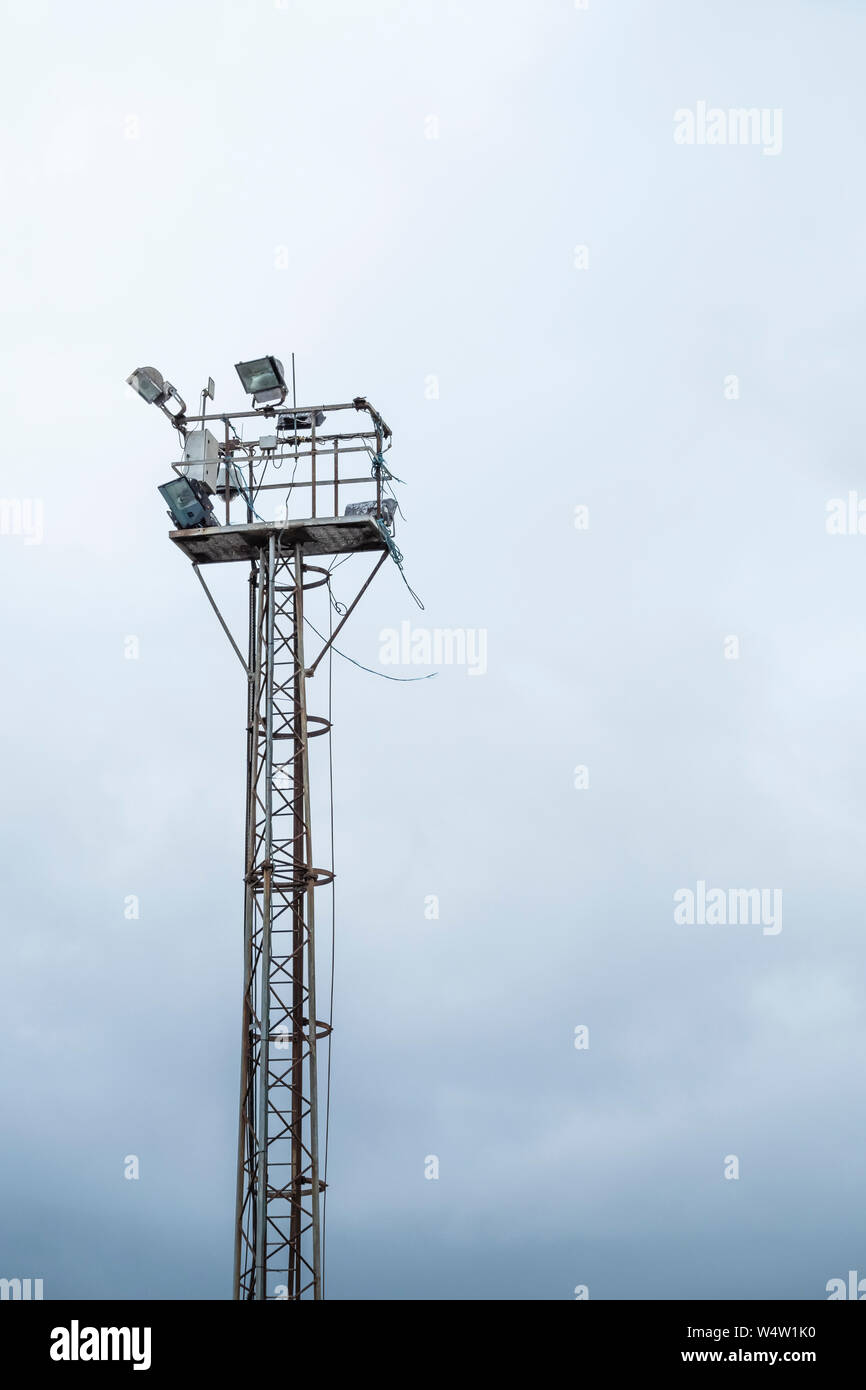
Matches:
[[180, 429, 243, 496], [344, 497, 397, 526]]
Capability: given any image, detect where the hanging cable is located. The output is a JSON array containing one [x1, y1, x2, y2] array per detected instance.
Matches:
[[374, 520, 425, 610], [234, 477, 265, 523], [322, 599, 336, 1298], [303, 615, 436, 681], [251, 454, 269, 505], [326, 576, 346, 617]]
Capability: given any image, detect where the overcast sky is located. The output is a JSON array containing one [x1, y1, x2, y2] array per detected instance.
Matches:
[[1, 0, 865, 1300]]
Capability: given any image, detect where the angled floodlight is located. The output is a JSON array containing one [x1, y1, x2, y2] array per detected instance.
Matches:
[[158, 476, 219, 530], [234, 355, 287, 407], [344, 497, 397, 526], [278, 409, 325, 432], [127, 366, 167, 404], [126, 366, 187, 424]]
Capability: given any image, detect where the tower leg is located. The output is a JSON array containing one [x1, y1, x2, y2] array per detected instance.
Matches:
[[234, 540, 324, 1300]]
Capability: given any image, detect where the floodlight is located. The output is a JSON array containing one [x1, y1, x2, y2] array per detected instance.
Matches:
[[234, 356, 287, 406], [158, 477, 219, 530], [127, 366, 166, 404], [277, 410, 325, 432], [126, 366, 187, 422], [344, 498, 397, 526]]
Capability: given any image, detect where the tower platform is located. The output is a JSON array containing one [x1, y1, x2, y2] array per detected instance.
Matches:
[[168, 515, 388, 565]]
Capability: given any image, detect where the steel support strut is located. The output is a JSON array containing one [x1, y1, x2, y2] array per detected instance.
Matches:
[[233, 539, 325, 1300]]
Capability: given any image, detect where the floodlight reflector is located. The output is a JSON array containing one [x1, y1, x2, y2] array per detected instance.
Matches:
[[278, 410, 325, 432], [127, 366, 166, 404], [126, 366, 187, 424], [344, 498, 397, 526], [158, 477, 219, 530], [234, 356, 286, 405]]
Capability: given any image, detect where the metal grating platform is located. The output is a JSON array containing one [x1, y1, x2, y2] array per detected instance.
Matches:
[[169, 515, 388, 565]]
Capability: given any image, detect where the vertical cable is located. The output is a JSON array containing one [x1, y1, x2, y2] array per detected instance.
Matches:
[[322, 587, 336, 1297]]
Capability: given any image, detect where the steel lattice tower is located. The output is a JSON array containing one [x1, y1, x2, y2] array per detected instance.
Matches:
[[132, 369, 399, 1300]]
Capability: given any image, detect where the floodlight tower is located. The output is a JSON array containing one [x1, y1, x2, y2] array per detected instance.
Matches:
[[128, 356, 400, 1300]]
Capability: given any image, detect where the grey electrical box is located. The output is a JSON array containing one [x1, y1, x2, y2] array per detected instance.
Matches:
[[344, 497, 397, 526], [180, 429, 244, 497]]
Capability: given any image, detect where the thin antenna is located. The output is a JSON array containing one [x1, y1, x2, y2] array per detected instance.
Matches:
[[291, 352, 296, 409]]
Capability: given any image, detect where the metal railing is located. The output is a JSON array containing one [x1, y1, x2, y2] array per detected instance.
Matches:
[[169, 398, 394, 528]]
